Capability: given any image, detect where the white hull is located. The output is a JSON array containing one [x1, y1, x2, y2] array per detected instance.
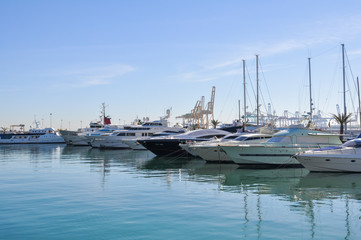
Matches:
[[70, 137, 91, 146], [60, 131, 90, 146], [179, 143, 202, 157], [221, 144, 310, 165], [90, 136, 130, 149], [121, 139, 147, 150], [296, 148, 361, 172], [192, 145, 232, 163], [0, 138, 65, 144]]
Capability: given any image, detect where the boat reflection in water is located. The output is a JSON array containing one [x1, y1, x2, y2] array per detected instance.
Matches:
[[2, 144, 359, 239], [141, 158, 361, 239]]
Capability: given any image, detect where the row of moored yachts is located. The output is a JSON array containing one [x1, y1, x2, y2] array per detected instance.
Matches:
[[57, 118, 361, 173], [1, 118, 361, 172]]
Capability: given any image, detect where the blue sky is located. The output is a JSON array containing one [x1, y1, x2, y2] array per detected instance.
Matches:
[[1, 0, 361, 130]]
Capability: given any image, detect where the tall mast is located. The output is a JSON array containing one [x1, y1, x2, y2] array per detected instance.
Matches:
[[101, 102, 106, 125], [308, 58, 313, 121], [243, 59, 246, 131], [357, 77, 361, 132], [256, 55, 259, 127], [238, 100, 241, 122], [342, 44, 347, 132]]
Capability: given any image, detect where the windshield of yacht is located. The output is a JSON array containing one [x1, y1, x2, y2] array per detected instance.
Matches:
[[267, 136, 292, 143], [222, 135, 240, 140], [341, 139, 361, 148]]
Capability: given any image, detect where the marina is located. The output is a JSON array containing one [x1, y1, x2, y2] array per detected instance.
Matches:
[[1, 144, 360, 239], [2, 2, 361, 239]]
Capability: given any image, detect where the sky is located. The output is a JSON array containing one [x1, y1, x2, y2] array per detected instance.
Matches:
[[1, 0, 361, 130]]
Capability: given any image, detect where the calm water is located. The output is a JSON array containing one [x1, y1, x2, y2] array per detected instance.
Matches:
[[0, 144, 360, 240]]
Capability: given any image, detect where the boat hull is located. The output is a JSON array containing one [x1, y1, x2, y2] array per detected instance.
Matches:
[[138, 139, 194, 157], [190, 145, 233, 163], [296, 151, 361, 172], [221, 145, 306, 166], [122, 139, 147, 150]]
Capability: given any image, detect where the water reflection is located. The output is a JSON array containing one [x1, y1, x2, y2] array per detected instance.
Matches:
[[140, 157, 361, 239], [1, 145, 360, 239]]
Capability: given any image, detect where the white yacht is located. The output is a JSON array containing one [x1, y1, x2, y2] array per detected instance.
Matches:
[[295, 138, 361, 172], [180, 132, 273, 163], [90, 120, 184, 149], [221, 125, 342, 166], [0, 126, 65, 144]]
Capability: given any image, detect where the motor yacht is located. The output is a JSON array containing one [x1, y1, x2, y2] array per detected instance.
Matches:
[[90, 120, 184, 149], [294, 138, 361, 172], [137, 128, 230, 157], [181, 132, 273, 163], [221, 125, 342, 167], [0, 127, 65, 144]]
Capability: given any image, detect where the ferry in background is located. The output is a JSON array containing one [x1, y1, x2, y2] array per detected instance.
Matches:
[[0, 123, 65, 144]]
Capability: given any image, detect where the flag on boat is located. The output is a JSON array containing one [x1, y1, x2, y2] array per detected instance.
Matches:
[[104, 116, 111, 125]]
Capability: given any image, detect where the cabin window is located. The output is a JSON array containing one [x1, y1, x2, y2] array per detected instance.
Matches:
[[127, 133, 136, 136], [117, 133, 126, 136], [223, 135, 238, 140], [235, 136, 248, 141], [267, 136, 292, 143]]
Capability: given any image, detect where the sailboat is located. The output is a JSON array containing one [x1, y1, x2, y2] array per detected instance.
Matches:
[[295, 45, 361, 172]]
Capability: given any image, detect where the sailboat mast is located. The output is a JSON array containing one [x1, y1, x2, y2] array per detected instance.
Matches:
[[101, 102, 106, 125], [308, 57, 313, 121], [243, 59, 246, 131], [256, 55, 259, 127], [357, 77, 361, 132], [342, 44, 347, 133], [238, 100, 241, 121]]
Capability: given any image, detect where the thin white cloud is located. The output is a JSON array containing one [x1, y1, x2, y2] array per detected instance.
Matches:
[[176, 40, 305, 83], [63, 63, 135, 88], [175, 13, 361, 83], [348, 48, 361, 56]]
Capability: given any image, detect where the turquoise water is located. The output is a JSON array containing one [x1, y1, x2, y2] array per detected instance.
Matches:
[[1, 145, 360, 239]]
